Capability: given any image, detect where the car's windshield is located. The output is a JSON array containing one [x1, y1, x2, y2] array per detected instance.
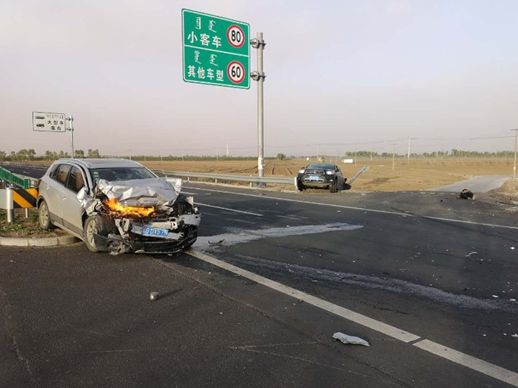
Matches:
[[307, 163, 335, 170], [89, 167, 156, 184]]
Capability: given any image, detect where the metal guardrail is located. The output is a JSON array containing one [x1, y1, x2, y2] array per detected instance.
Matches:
[[0, 166, 35, 189], [154, 166, 369, 190], [348, 165, 369, 184], [154, 169, 298, 188]]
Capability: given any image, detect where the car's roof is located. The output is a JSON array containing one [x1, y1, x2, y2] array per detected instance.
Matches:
[[307, 163, 336, 169], [53, 158, 145, 169]]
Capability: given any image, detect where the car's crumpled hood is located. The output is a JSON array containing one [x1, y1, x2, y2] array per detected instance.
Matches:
[[97, 177, 181, 207]]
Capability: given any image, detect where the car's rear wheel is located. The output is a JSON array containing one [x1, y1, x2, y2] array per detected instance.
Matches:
[[83, 216, 101, 252], [38, 200, 53, 230]]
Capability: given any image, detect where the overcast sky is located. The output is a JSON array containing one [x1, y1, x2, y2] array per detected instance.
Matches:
[[1, 0, 517, 156]]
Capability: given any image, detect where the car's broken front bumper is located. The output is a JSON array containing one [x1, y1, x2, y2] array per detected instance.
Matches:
[[93, 213, 201, 255]]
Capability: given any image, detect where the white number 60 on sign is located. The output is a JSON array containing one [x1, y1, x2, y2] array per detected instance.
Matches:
[[227, 61, 245, 84]]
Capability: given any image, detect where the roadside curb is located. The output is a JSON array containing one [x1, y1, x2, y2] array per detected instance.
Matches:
[[0, 234, 79, 247]]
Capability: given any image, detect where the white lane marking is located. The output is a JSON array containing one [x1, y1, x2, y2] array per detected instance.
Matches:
[[187, 249, 419, 343], [413, 339, 518, 386], [196, 202, 263, 217], [186, 249, 518, 386], [186, 187, 518, 231]]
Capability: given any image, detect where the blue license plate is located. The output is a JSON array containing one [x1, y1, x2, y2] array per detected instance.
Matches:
[[309, 175, 321, 181], [142, 226, 169, 238]]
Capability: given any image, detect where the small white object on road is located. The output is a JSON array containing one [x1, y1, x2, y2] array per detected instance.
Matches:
[[332, 332, 370, 347], [149, 292, 160, 301]]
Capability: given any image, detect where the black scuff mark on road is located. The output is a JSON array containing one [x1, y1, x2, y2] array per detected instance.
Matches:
[[230, 255, 518, 314], [0, 287, 36, 385]]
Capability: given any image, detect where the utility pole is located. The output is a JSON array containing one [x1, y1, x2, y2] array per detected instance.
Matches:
[[392, 144, 396, 171], [512, 129, 518, 180], [407, 137, 411, 163], [250, 33, 266, 178]]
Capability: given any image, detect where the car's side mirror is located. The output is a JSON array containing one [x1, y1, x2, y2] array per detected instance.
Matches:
[[76, 187, 89, 201]]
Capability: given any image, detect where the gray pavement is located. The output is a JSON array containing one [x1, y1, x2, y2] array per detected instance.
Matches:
[[431, 175, 511, 193], [1, 173, 518, 386]]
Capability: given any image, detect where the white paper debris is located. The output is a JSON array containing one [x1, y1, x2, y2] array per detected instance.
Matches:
[[332, 332, 370, 347], [149, 292, 160, 301]]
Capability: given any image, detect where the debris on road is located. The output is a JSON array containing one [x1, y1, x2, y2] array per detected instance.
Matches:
[[465, 251, 478, 258], [149, 292, 160, 301], [458, 189, 475, 200], [208, 239, 225, 246], [332, 332, 370, 347]]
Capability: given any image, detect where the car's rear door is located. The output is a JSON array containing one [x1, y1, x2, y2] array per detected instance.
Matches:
[[42, 163, 71, 225]]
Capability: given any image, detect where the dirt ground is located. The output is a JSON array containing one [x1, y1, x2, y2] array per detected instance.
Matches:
[[143, 158, 516, 192]]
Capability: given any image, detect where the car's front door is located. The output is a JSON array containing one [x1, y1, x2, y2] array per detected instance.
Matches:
[[60, 166, 87, 236]]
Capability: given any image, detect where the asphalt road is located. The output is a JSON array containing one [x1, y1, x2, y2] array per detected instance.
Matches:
[[1, 164, 517, 387]]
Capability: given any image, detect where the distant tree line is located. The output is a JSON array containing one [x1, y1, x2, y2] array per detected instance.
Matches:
[[344, 150, 516, 158], [0, 148, 515, 162], [0, 149, 101, 161]]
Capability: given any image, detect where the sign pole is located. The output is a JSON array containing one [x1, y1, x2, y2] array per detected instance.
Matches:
[[67, 115, 74, 158], [251, 33, 266, 178], [511, 128, 518, 191]]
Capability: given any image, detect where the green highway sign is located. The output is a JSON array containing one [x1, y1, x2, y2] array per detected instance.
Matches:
[[182, 9, 250, 89]]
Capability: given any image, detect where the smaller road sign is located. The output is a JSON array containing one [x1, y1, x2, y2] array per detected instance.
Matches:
[[32, 112, 67, 132]]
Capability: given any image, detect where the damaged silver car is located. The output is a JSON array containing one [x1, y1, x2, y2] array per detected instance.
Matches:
[[37, 159, 200, 255]]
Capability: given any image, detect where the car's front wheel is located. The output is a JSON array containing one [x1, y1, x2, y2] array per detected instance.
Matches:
[[329, 181, 338, 193], [38, 200, 53, 230], [83, 216, 101, 252]]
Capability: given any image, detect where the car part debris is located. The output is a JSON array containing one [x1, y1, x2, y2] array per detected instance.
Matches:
[[208, 239, 225, 246], [458, 189, 475, 200], [332, 332, 370, 347], [149, 292, 160, 301]]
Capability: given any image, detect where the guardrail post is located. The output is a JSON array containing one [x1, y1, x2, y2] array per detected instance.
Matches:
[[6, 188, 14, 223], [24, 208, 30, 218]]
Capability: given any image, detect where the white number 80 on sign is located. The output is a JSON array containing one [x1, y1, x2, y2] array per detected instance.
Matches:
[[227, 61, 245, 84], [227, 25, 245, 48]]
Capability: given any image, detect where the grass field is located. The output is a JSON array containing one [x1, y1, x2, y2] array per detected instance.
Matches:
[[142, 158, 516, 192]]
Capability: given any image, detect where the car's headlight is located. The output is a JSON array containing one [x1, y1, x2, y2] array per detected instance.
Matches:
[[325, 170, 334, 175], [298, 169, 305, 174]]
